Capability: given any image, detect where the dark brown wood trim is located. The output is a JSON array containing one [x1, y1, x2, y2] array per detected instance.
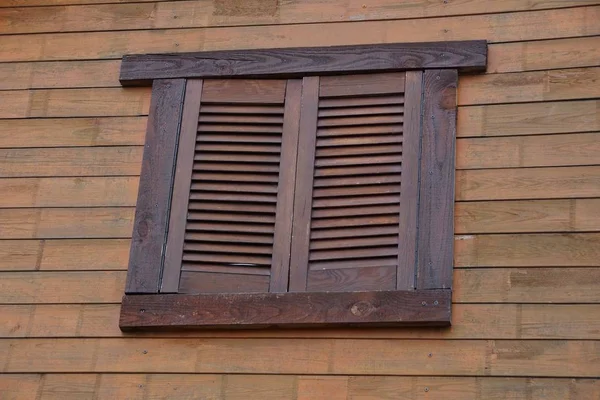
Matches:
[[125, 79, 186, 294], [269, 79, 303, 293], [288, 76, 319, 292], [161, 79, 203, 293], [416, 70, 457, 290], [120, 289, 451, 330], [120, 41, 487, 86], [397, 71, 423, 290]]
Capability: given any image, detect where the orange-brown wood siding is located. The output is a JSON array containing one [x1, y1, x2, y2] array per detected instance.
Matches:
[[1, 1, 600, 398]]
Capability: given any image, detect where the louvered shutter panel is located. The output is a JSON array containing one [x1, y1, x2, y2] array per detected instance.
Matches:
[[290, 72, 423, 292], [162, 79, 300, 294]]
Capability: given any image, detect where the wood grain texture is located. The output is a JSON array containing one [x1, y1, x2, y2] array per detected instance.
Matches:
[[459, 67, 600, 105], [457, 99, 600, 137], [0, 208, 133, 239], [161, 79, 202, 293], [0, 60, 120, 90], [456, 166, 600, 201], [417, 70, 457, 290], [456, 132, 600, 169], [0, 147, 142, 177], [0, 374, 599, 400], [455, 233, 600, 268], [6, 37, 600, 91], [6, 267, 598, 304], [120, 41, 486, 85], [488, 36, 600, 73], [120, 290, 451, 329], [1, 338, 599, 376], [270, 79, 302, 292], [0, 239, 130, 271], [6, 37, 600, 92], [5, 304, 600, 340], [125, 79, 185, 294], [0, 176, 138, 207], [455, 199, 600, 234], [455, 268, 600, 303], [396, 71, 422, 290], [0, 88, 151, 118], [288, 77, 319, 292], [2, 1, 596, 34], [0, 117, 146, 148], [2, 7, 597, 63]]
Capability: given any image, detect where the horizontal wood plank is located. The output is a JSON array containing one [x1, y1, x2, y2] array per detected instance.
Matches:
[[458, 100, 600, 137], [0, 199, 597, 240], [0, 147, 142, 177], [120, 290, 451, 329], [459, 67, 600, 105], [0, 60, 120, 90], [454, 268, 600, 303], [120, 42, 483, 85], [455, 233, 600, 268], [0, 117, 146, 148], [0, 208, 134, 239], [488, 35, 600, 73], [0, 88, 150, 118], [5, 38, 600, 90], [0, 374, 598, 400], [0, 239, 130, 271], [1, 1, 597, 34], [456, 132, 600, 169], [0, 6, 598, 62], [4, 304, 600, 340], [0, 338, 599, 376], [2, 232, 596, 272], [0, 177, 138, 207], [455, 199, 600, 234], [456, 166, 600, 201], [2, 268, 599, 304]]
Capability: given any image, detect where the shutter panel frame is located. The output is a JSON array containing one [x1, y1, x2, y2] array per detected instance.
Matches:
[[120, 42, 482, 330]]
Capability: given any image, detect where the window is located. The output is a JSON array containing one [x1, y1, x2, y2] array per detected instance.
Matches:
[[119, 41, 487, 329]]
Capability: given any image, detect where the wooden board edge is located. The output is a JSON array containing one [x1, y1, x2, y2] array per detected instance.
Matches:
[[124, 79, 186, 294], [119, 290, 452, 330], [416, 70, 457, 290], [120, 41, 487, 86], [160, 79, 203, 293]]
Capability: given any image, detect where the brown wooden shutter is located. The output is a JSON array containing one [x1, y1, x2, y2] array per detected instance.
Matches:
[[161, 78, 301, 294], [289, 72, 419, 293]]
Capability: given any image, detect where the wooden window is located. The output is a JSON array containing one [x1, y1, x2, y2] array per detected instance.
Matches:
[[119, 41, 487, 329]]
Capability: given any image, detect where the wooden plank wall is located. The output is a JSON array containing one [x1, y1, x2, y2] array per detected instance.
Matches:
[[1, 1, 600, 398]]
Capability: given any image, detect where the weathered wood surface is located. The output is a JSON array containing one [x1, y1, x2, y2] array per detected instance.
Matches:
[[2, 1, 597, 34], [0, 374, 599, 400], [1, 338, 599, 376], [0, 6, 597, 63], [3, 268, 599, 304], [1, 0, 599, 396], [120, 41, 486, 85], [4, 303, 600, 340], [120, 290, 451, 329], [2, 232, 598, 272], [3, 37, 598, 90], [125, 79, 185, 294]]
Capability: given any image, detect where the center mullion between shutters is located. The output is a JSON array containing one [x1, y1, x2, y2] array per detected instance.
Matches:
[[270, 79, 303, 292]]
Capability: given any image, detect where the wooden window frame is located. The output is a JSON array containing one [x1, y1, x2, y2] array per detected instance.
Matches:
[[119, 41, 487, 330]]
